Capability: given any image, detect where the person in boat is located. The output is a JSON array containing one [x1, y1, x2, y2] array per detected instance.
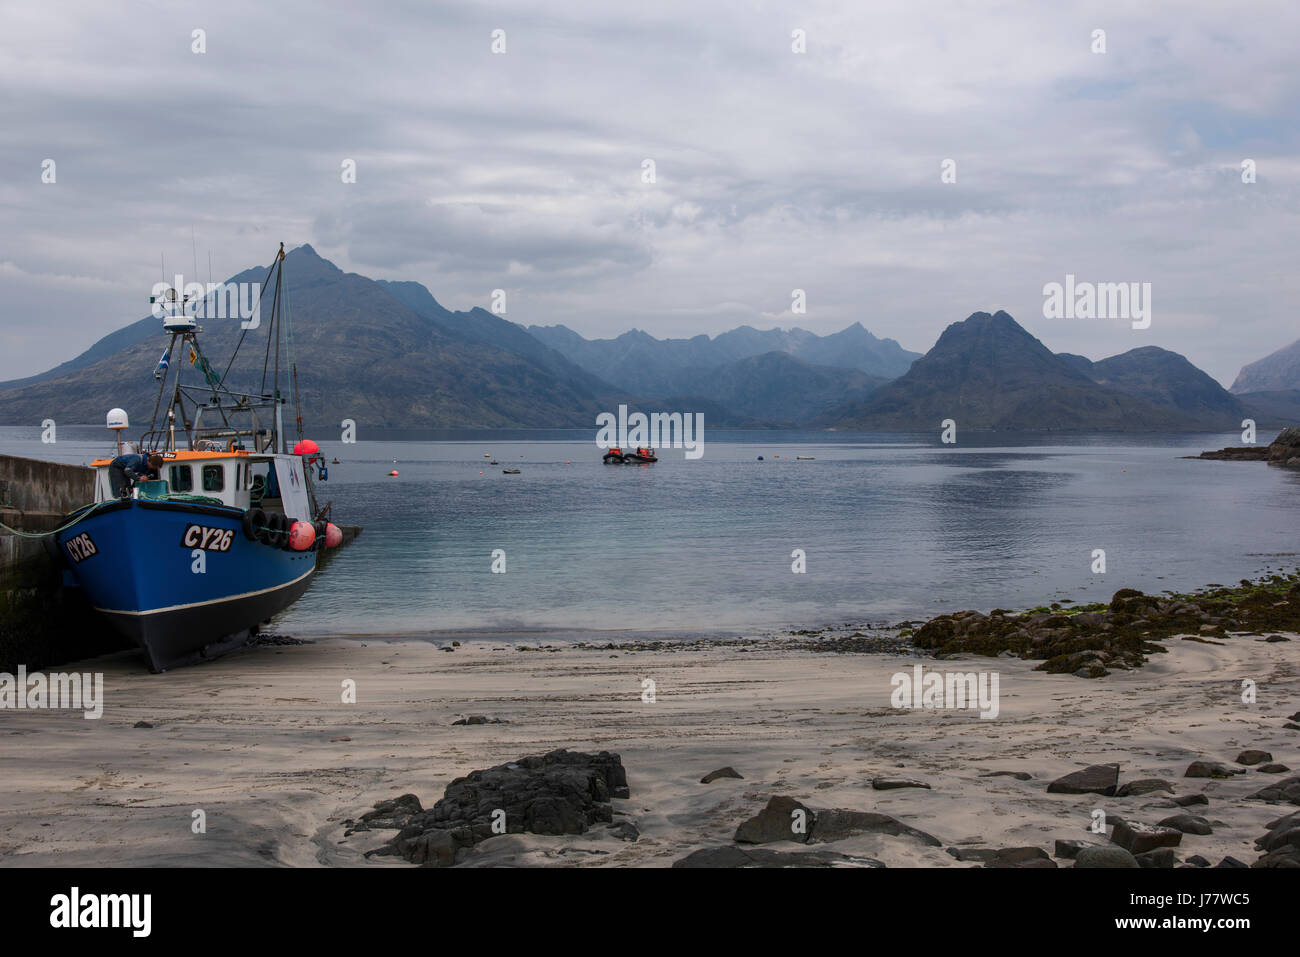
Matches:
[[109, 452, 164, 498]]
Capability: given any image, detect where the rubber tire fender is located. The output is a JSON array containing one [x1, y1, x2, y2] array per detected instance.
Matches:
[[267, 514, 287, 548], [243, 507, 267, 542]]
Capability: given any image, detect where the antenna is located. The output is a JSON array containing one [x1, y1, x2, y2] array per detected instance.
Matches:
[[191, 226, 200, 317]]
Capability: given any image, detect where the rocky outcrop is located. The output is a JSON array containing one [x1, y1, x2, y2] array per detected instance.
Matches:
[[1267, 427, 1300, 466], [355, 749, 630, 867], [911, 579, 1300, 676], [1191, 446, 1269, 460], [1191, 427, 1300, 465]]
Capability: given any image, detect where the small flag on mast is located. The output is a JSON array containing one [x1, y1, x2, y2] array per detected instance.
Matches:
[[155, 349, 169, 379]]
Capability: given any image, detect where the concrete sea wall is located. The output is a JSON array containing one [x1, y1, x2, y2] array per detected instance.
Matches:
[[0, 454, 127, 671]]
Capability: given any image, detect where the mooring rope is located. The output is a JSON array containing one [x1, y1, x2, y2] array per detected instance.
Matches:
[[0, 502, 103, 538]]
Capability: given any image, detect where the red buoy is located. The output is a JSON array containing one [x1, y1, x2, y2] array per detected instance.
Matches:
[[325, 523, 343, 548], [288, 520, 316, 551]]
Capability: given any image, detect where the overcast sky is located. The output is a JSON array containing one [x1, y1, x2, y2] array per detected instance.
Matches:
[[2, 1, 1298, 385]]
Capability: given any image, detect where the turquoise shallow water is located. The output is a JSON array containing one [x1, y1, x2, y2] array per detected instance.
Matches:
[[5, 426, 1297, 638]]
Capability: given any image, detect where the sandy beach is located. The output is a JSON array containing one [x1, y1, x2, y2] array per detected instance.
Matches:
[[0, 631, 1295, 867]]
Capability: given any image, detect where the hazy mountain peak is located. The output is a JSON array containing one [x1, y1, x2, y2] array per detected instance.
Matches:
[[1230, 336, 1300, 394]]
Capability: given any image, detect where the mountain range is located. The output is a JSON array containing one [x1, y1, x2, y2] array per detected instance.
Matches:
[[822, 312, 1248, 431], [0, 245, 1294, 434]]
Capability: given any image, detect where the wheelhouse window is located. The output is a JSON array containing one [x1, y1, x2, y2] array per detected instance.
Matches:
[[202, 464, 225, 492], [170, 464, 193, 492]]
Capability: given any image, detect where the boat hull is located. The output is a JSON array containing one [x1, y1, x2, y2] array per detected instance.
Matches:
[[55, 498, 316, 672]]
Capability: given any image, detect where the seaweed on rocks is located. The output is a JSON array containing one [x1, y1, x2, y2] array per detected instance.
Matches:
[[910, 574, 1300, 677]]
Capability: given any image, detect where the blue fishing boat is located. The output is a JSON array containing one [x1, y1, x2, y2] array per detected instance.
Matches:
[[54, 244, 345, 671]]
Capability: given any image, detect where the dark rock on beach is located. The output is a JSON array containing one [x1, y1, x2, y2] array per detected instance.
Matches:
[[347, 793, 424, 834], [985, 846, 1056, 868], [872, 777, 931, 790], [1047, 763, 1119, 796], [809, 808, 941, 846], [1185, 760, 1245, 779], [1110, 820, 1183, 854], [672, 846, 752, 868], [732, 798, 942, 849], [1158, 813, 1212, 835], [607, 820, 639, 842], [734, 796, 814, 844], [947, 846, 999, 863], [359, 749, 629, 866], [1236, 749, 1273, 766], [1258, 810, 1300, 859], [451, 715, 508, 725], [1135, 847, 1177, 868], [1054, 839, 1103, 860], [1257, 763, 1291, 774], [1116, 778, 1174, 797], [1247, 775, 1300, 805], [700, 766, 744, 784], [1173, 793, 1210, 807], [673, 846, 885, 868], [1074, 846, 1140, 868], [980, 770, 1033, 781]]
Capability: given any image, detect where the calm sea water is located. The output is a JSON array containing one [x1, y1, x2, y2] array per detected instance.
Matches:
[[5, 426, 1299, 638]]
